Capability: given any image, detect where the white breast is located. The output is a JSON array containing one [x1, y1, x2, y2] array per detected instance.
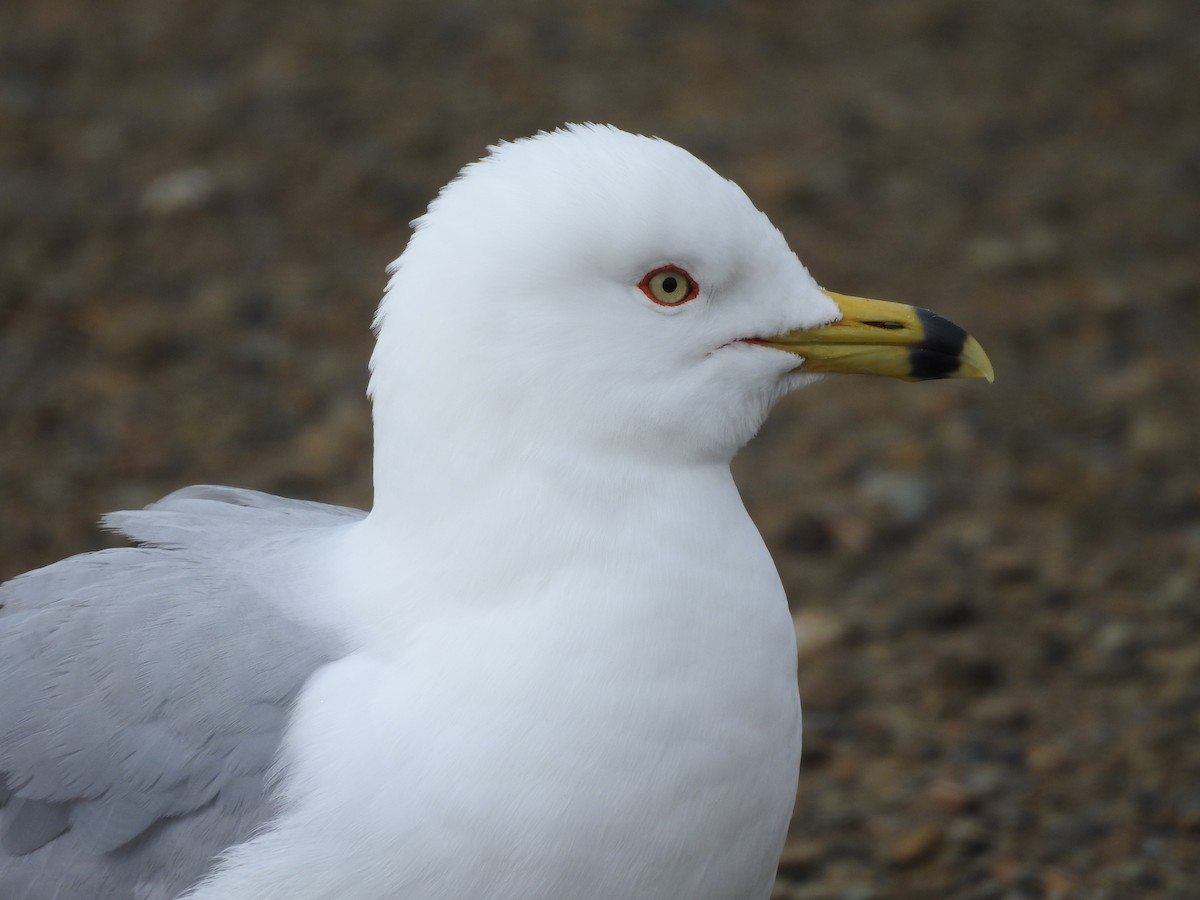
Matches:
[[186, 463, 801, 900]]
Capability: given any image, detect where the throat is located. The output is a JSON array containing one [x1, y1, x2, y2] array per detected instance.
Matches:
[[349, 439, 764, 646]]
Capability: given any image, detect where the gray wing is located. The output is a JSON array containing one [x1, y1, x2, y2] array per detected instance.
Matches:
[[0, 486, 364, 900]]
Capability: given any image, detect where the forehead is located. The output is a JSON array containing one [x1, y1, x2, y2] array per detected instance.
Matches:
[[429, 127, 778, 280]]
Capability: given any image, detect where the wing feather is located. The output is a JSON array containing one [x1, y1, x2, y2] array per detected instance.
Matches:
[[0, 486, 360, 898]]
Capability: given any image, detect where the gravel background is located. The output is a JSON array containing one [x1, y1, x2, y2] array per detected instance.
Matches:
[[2, 1, 1198, 897]]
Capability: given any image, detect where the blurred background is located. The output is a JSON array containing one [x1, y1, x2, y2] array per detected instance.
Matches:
[[1, 1, 1197, 896]]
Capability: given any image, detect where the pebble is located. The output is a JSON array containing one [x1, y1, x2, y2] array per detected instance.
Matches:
[[887, 823, 944, 866], [139, 168, 218, 216], [794, 610, 851, 662]]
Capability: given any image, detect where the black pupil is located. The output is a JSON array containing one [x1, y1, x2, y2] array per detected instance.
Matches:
[[661, 276, 678, 294]]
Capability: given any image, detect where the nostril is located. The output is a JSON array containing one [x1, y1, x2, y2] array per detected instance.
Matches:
[[864, 320, 905, 330]]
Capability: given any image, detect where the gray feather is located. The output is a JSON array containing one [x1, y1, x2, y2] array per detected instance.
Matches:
[[2, 799, 70, 856], [0, 486, 362, 898]]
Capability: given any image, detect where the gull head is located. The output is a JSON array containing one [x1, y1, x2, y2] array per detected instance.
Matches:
[[368, 125, 991, 468]]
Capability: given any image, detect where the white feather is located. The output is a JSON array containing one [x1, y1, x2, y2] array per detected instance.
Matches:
[[4, 125, 847, 899]]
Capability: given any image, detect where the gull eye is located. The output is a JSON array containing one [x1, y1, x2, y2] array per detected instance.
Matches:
[[639, 265, 699, 306]]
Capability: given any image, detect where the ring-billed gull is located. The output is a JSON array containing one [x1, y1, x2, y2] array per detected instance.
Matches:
[[0, 124, 992, 899]]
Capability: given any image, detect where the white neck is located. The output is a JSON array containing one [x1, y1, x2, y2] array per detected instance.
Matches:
[[346, 407, 767, 650]]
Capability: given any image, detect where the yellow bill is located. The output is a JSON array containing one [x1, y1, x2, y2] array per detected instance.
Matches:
[[753, 290, 994, 383]]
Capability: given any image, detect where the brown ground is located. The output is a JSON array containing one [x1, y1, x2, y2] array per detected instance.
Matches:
[[2, 1, 1197, 897]]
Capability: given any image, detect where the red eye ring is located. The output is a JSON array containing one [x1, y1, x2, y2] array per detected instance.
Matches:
[[639, 265, 700, 306]]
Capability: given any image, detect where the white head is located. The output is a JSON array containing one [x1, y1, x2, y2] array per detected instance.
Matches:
[[370, 126, 838, 464], [367, 125, 990, 506]]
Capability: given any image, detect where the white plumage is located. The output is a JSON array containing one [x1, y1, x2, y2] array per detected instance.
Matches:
[[0, 124, 990, 899]]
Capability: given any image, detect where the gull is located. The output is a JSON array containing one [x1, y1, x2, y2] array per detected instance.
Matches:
[[0, 124, 992, 900]]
